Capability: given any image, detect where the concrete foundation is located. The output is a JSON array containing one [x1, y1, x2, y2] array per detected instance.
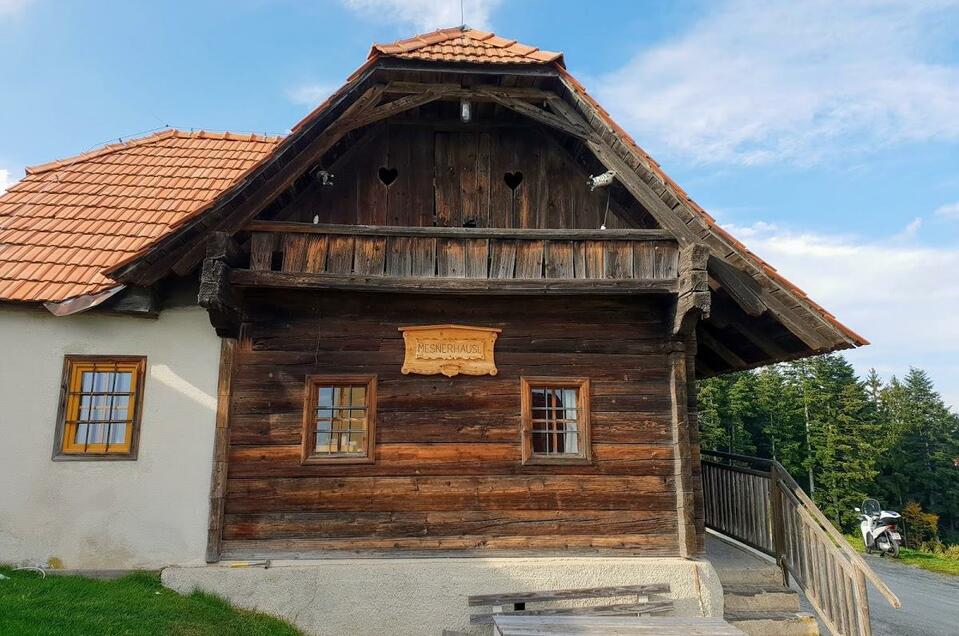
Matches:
[[162, 556, 723, 636]]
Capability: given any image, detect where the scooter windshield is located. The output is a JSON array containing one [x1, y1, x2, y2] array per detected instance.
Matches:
[[862, 498, 881, 517]]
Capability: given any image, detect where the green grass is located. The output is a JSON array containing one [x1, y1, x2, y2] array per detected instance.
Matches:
[[0, 567, 303, 636], [844, 534, 959, 577], [896, 549, 959, 576]]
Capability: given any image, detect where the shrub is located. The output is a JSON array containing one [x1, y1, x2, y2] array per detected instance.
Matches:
[[902, 501, 939, 548]]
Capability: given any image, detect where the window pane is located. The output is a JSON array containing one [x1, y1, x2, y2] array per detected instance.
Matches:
[[311, 383, 370, 456], [78, 395, 94, 421], [350, 386, 366, 407], [333, 387, 350, 408], [528, 385, 582, 457], [81, 371, 95, 392], [74, 423, 89, 445], [114, 372, 132, 393], [92, 372, 113, 393], [87, 423, 106, 444], [316, 431, 334, 452], [532, 388, 547, 409], [109, 422, 127, 444]]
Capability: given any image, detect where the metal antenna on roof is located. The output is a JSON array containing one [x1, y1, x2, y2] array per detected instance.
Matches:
[[460, 0, 465, 28]]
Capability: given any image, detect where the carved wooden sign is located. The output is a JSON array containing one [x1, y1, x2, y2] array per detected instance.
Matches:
[[398, 324, 501, 377]]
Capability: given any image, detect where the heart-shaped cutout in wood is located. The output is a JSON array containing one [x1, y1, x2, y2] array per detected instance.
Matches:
[[378, 166, 398, 186], [504, 171, 524, 191]]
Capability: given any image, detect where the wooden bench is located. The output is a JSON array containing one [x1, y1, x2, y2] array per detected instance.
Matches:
[[467, 584, 673, 626]]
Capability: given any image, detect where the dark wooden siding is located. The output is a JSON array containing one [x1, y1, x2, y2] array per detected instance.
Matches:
[[274, 123, 638, 230], [222, 290, 680, 554]]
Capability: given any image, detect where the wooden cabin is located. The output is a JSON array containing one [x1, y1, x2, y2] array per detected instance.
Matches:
[[0, 27, 865, 634]]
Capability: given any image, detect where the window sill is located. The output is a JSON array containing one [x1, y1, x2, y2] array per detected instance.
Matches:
[[52, 452, 138, 462], [522, 455, 592, 466], [301, 454, 375, 465]]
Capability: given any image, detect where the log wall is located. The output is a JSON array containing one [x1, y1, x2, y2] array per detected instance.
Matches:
[[222, 290, 683, 555]]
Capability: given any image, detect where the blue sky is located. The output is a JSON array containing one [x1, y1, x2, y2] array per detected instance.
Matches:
[[2, 0, 959, 405]]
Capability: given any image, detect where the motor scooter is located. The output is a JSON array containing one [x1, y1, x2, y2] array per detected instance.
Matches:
[[856, 498, 902, 557]]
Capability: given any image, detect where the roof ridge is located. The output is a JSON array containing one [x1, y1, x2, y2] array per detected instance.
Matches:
[[369, 26, 562, 65], [25, 129, 286, 176]]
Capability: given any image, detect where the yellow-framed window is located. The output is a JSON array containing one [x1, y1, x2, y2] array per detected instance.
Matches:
[[56, 356, 146, 458]]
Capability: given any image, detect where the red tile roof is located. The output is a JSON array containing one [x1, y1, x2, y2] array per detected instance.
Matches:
[[0, 130, 282, 302], [370, 27, 563, 66]]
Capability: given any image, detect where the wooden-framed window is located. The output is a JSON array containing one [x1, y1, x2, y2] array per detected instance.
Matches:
[[302, 375, 377, 464], [53, 356, 146, 460], [521, 377, 592, 465]]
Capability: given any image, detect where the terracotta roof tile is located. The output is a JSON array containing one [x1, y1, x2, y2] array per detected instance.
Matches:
[[369, 27, 563, 66], [0, 129, 282, 303]]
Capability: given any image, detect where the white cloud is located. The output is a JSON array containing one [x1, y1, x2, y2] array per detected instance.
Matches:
[[896, 217, 923, 240], [725, 220, 959, 407], [340, 0, 502, 30], [935, 201, 959, 219], [0, 168, 17, 193], [594, 0, 959, 166], [0, 0, 32, 17], [286, 83, 337, 106]]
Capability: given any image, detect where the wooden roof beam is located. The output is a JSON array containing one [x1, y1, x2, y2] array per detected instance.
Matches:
[[708, 255, 766, 317], [698, 327, 749, 370], [383, 81, 553, 101]]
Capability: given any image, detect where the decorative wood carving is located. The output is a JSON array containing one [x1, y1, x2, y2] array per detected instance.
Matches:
[[399, 324, 501, 377]]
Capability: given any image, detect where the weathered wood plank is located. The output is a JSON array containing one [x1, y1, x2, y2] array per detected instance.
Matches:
[[514, 240, 545, 278], [231, 270, 678, 294], [325, 236, 355, 274], [468, 583, 669, 606], [471, 600, 673, 625]]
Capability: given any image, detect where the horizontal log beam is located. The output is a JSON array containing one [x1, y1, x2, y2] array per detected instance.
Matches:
[[244, 221, 676, 241], [383, 81, 554, 101], [231, 269, 678, 294]]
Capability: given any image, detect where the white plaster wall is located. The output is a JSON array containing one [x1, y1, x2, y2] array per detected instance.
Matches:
[[0, 305, 220, 569], [163, 557, 724, 635]]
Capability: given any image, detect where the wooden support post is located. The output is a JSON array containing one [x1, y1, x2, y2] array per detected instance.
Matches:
[[769, 464, 789, 587], [198, 232, 243, 338], [669, 341, 699, 557], [673, 244, 710, 337], [205, 337, 236, 563]]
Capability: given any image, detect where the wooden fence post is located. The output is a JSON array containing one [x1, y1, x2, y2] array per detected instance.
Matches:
[[769, 464, 789, 587], [854, 569, 872, 636]]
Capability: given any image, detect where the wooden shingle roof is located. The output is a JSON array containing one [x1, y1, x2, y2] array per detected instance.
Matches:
[[0, 130, 281, 302]]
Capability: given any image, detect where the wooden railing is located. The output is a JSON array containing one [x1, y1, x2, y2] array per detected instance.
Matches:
[[702, 450, 900, 636], [233, 221, 680, 294]]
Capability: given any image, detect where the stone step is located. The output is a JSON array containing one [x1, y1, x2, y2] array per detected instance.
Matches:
[[723, 584, 800, 612], [725, 610, 819, 636], [714, 566, 784, 587]]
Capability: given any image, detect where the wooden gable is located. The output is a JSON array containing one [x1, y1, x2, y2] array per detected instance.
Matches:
[[267, 104, 645, 230], [107, 35, 864, 375]]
